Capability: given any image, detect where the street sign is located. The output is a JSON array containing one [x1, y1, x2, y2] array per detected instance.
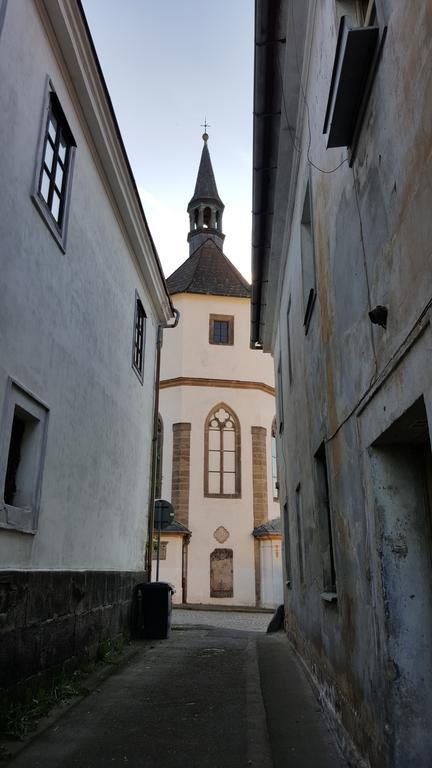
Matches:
[[154, 499, 175, 528], [153, 499, 175, 581]]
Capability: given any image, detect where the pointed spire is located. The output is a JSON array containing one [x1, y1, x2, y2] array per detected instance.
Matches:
[[188, 133, 224, 210], [187, 133, 225, 256]]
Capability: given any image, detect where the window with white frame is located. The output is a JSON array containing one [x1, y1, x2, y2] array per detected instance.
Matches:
[[32, 80, 76, 251], [0, 380, 49, 533]]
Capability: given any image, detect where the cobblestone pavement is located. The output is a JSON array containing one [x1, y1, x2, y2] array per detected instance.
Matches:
[[172, 608, 271, 632]]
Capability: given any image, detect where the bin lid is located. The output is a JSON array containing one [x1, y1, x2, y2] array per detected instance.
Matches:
[[145, 581, 176, 593]]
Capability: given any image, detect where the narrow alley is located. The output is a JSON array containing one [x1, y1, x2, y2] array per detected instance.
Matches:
[[4, 611, 344, 768]]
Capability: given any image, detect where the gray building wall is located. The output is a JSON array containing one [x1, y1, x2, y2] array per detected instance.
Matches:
[[253, 1, 432, 766]]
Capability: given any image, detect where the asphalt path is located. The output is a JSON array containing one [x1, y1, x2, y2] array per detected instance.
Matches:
[[6, 624, 346, 768]]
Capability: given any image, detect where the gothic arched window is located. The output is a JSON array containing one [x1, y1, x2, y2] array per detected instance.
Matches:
[[271, 417, 279, 500], [204, 404, 241, 498]]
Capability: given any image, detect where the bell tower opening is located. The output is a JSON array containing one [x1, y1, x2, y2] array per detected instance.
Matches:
[[203, 206, 211, 228]]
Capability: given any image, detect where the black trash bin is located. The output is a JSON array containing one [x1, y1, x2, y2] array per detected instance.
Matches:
[[132, 582, 175, 640]]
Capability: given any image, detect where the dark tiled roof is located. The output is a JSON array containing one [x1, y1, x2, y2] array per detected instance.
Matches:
[[167, 239, 251, 298], [252, 518, 282, 538], [162, 520, 191, 534], [188, 141, 223, 209]]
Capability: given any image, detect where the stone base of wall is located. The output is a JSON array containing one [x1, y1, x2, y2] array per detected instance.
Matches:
[[0, 570, 146, 699]]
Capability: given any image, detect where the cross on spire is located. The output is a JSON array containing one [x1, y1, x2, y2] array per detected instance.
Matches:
[[201, 117, 211, 134]]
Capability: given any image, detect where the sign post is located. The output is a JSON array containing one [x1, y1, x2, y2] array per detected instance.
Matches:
[[153, 499, 175, 581]]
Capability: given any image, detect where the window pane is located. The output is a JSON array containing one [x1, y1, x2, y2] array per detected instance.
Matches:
[[51, 191, 61, 221], [55, 164, 64, 191], [40, 171, 50, 202], [223, 429, 235, 451], [48, 116, 57, 141], [223, 473, 235, 494], [208, 429, 220, 450], [224, 451, 235, 472], [58, 137, 67, 163], [208, 450, 221, 472], [208, 472, 220, 494], [44, 141, 54, 172]]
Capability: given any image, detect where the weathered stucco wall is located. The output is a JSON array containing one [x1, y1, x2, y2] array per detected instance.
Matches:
[[265, 1, 432, 765]]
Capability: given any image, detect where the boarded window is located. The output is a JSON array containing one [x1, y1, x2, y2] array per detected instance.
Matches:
[[210, 549, 233, 597]]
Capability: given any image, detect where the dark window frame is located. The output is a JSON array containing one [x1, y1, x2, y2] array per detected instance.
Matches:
[[132, 291, 146, 383], [209, 314, 234, 346], [204, 403, 241, 499], [32, 78, 76, 252]]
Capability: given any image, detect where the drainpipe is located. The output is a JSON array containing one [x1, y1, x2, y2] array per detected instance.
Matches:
[[145, 308, 180, 581]]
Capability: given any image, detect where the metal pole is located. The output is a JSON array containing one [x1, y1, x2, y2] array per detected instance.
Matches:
[[156, 515, 161, 581]]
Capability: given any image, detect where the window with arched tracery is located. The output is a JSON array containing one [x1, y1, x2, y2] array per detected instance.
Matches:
[[204, 404, 241, 498], [271, 417, 279, 500]]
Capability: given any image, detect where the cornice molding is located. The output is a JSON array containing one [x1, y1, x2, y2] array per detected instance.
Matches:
[[160, 377, 275, 396]]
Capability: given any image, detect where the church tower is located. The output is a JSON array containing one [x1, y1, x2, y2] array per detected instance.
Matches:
[[187, 133, 225, 255], [157, 134, 282, 608]]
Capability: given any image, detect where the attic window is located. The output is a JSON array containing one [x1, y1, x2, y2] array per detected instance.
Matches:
[[323, 14, 379, 151]]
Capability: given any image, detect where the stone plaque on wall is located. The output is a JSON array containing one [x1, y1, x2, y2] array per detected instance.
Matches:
[[213, 526, 229, 544]]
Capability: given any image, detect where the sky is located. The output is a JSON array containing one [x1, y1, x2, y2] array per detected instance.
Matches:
[[81, 0, 254, 282]]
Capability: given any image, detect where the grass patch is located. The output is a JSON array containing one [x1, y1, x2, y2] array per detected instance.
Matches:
[[0, 634, 127, 743], [0, 670, 86, 741]]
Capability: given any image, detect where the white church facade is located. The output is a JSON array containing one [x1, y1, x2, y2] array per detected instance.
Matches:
[[157, 134, 282, 607]]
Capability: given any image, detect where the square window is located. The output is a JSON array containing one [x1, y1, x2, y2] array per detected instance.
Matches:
[[32, 80, 76, 252], [209, 315, 234, 345], [132, 292, 146, 382], [0, 380, 49, 534]]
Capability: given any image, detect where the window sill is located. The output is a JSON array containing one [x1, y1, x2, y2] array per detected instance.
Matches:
[[205, 493, 241, 500], [31, 193, 67, 253], [0, 504, 36, 535], [320, 591, 338, 603], [132, 363, 144, 385]]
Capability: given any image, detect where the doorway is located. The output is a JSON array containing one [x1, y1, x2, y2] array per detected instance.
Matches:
[[371, 397, 432, 766]]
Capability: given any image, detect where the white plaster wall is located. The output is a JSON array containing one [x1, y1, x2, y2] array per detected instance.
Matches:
[[159, 295, 279, 605], [0, 0, 159, 570], [161, 294, 275, 384], [157, 536, 183, 604]]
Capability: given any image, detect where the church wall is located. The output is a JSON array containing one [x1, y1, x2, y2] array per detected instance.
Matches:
[[159, 370, 279, 606], [161, 294, 275, 384]]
